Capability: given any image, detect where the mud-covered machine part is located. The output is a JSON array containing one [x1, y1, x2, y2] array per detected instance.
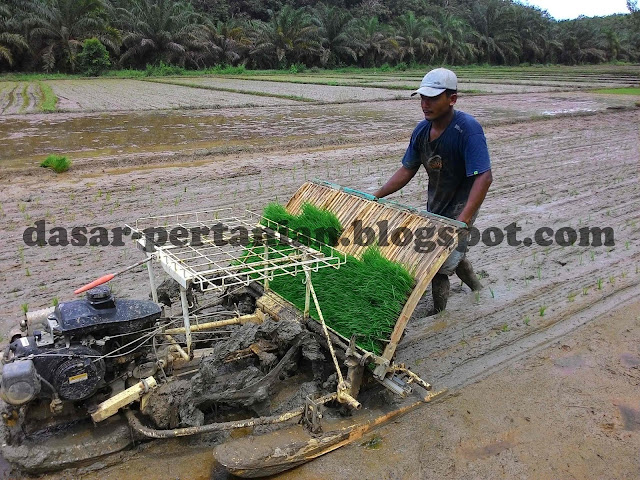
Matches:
[[0, 285, 162, 406]]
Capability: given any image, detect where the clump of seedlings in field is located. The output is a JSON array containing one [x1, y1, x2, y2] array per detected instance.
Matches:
[[539, 305, 547, 316], [21, 304, 28, 314], [41, 154, 71, 173], [597, 278, 603, 290], [52, 297, 59, 307], [500, 324, 509, 332], [523, 316, 531, 326], [567, 291, 577, 302], [582, 286, 589, 296], [489, 286, 495, 298], [609, 275, 615, 285]]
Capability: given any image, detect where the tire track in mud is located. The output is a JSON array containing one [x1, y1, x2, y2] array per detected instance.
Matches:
[[433, 281, 640, 391]]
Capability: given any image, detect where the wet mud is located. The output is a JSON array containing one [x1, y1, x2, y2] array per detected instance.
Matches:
[[0, 70, 639, 478]]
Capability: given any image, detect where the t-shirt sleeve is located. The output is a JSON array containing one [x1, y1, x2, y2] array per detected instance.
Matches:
[[401, 125, 423, 170], [464, 132, 491, 177]]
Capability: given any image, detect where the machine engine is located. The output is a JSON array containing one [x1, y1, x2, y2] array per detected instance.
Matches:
[[0, 286, 162, 407]]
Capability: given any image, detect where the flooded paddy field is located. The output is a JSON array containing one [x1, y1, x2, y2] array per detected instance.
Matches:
[[1, 66, 639, 479]]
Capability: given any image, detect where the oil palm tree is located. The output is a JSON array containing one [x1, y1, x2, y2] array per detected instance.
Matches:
[[117, 0, 206, 68], [468, 0, 520, 64], [0, 4, 29, 68], [430, 12, 475, 65], [392, 11, 437, 65], [312, 4, 358, 68], [203, 18, 250, 66], [353, 16, 396, 67], [249, 5, 321, 69], [24, 0, 117, 72]]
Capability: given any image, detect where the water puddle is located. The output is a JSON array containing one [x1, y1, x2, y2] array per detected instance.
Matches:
[[0, 105, 406, 169]]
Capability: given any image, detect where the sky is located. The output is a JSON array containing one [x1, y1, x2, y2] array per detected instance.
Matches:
[[518, 0, 631, 20]]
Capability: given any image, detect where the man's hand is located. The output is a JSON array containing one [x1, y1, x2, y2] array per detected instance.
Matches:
[[456, 169, 493, 225]]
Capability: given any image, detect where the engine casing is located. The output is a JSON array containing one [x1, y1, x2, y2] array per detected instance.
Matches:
[[1, 286, 162, 406]]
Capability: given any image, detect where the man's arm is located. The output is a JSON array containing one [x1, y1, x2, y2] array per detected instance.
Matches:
[[373, 166, 419, 198], [456, 169, 492, 225]]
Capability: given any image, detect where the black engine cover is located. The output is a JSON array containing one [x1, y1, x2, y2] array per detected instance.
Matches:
[[51, 286, 161, 337]]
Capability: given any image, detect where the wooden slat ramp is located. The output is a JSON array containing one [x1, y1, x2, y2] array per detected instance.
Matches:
[[286, 180, 464, 364]]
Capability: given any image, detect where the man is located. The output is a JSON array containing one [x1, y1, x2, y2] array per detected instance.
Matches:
[[373, 68, 492, 313]]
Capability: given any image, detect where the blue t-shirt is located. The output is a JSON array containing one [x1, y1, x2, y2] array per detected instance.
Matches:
[[401, 110, 491, 219]]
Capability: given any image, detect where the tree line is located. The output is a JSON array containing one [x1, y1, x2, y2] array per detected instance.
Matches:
[[1, 0, 639, 74]]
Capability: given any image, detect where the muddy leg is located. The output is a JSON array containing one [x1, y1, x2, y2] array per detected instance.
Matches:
[[456, 257, 483, 291], [432, 274, 450, 314]]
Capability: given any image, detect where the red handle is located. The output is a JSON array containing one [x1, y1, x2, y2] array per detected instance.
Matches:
[[74, 273, 115, 295]]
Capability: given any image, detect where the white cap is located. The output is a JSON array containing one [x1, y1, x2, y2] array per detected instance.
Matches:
[[411, 68, 457, 97]]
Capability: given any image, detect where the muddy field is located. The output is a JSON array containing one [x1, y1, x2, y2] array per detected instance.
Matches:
[[0, 67, 639, 479]]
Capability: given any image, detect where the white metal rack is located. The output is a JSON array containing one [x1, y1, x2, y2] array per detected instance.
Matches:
[[128, 209, 347, 354]]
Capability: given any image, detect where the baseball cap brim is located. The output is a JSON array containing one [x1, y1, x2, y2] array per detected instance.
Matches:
[[411, 86, 446, 97]]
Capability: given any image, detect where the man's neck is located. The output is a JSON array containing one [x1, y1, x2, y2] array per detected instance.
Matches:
[[431, 108, 455, 132]]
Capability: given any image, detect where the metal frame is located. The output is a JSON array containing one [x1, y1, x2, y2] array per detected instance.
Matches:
[[128, 209, 347, 355]]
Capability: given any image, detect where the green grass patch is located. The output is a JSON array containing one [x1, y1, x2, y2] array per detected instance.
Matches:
[[0, 72, 79, 81], [40, 154, 71, 173], [240, 203, 415, 354], [20, 83, 29, 112], [103, 69, 147, 78], [37, 81, 58, 112], [592, 87, 640, 95]]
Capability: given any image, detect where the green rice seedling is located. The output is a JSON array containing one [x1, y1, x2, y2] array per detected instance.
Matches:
[[52, 297, 59, 307], [622, 271, 627, 279], [626, 241, 630, 250], [37, 81, 58, 112], [590, 251, 595, 261], [597, 278, 603, 290], [240, 203, 414, 354], [539, 305, 547, 316], [474, 290, 480, 303], [489, 286, 495, 298], [20, 83, 29, 112], [18, 203, 26, 213], [536, 266, 541, 280], [582, 286, 589, 295], [105, 192, 111, 201], [501, 324, 509, 332], [41, 154, 71, 173], [21, 303, 28, 314], [609, 275, 615, 285], [523, 316, 530, 326], [567, 291, 577, 302], [25, 268, 30, 277]]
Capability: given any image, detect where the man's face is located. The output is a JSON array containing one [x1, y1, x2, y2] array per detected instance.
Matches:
[[420, 92, 457, 122]]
